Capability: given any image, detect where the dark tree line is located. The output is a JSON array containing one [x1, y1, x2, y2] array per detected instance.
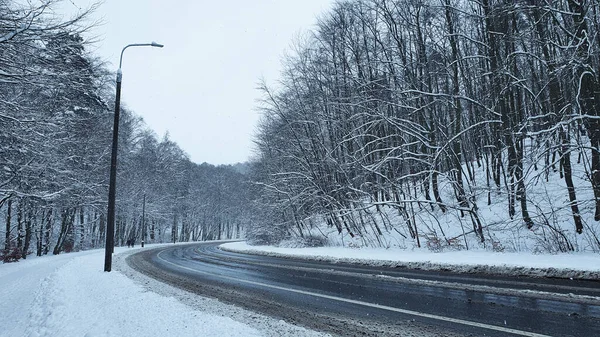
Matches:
[[250, 0, 600, 252], [1, 0, 250, 261]]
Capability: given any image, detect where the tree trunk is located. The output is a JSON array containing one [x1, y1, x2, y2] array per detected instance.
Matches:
[[560, 128, 584, 233], [22, 206, 32, 259], [567, 0, 600, 221], [172, 213, 177, 244], [17, 200, 23, 250], [444, 0, 470, 217], [43, 208, 52, 255], [4, 199, 12, 251], [53, 208, 74, 255], [79, 207, 85, 250]]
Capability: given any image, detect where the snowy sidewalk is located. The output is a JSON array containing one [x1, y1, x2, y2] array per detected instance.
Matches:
[[0, 245, 326, 337], [220, 242, 600, 279]]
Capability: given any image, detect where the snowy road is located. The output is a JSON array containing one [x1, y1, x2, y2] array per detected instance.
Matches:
[[127, 242, 600, 337]]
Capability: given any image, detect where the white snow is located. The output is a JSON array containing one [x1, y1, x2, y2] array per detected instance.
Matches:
[[220, 241, 600, 279], [0, 245, 328, 337]]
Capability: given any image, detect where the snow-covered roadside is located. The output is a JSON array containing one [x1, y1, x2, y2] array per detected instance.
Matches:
[[0, 245, 328, 337], [220, 242, 600, 279]]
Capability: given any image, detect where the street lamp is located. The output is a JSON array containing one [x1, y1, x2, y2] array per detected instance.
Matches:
[[104, 42, 164, 272]]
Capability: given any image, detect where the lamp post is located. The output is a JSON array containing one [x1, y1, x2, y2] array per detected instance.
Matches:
[[104, 42, 163, 272]]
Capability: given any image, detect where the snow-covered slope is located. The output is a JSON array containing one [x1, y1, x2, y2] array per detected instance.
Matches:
[[269, 143, 600, 254]]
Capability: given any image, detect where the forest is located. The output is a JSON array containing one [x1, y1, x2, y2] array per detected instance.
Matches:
[[0, 0, 250, 261], [4, 0, 600, 261], [249, 0, 600, 253]]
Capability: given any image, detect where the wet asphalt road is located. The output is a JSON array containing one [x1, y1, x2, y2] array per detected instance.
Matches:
[[127, 242, 600, 337]]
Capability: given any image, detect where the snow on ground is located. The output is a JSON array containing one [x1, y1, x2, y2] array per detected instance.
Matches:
[[0, 245, 328, 337], [220, 241, 600, 279]]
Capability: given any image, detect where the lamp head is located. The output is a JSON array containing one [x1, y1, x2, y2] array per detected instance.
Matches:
[[151, 41, 164, 48]]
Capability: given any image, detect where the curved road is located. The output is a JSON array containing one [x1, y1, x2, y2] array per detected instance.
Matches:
[[127, 242, 600, 337]]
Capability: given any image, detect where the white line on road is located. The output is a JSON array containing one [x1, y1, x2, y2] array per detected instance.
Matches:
[[156, 249, 551, 337]]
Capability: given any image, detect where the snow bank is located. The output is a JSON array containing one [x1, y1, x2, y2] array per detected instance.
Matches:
[[220, 242, 600, 279]]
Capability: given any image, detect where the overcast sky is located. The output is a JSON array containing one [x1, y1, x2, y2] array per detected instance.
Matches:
[[59, 0, 333, 165]]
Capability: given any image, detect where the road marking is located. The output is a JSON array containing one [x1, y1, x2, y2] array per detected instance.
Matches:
[[156, 249, 551, 337]]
